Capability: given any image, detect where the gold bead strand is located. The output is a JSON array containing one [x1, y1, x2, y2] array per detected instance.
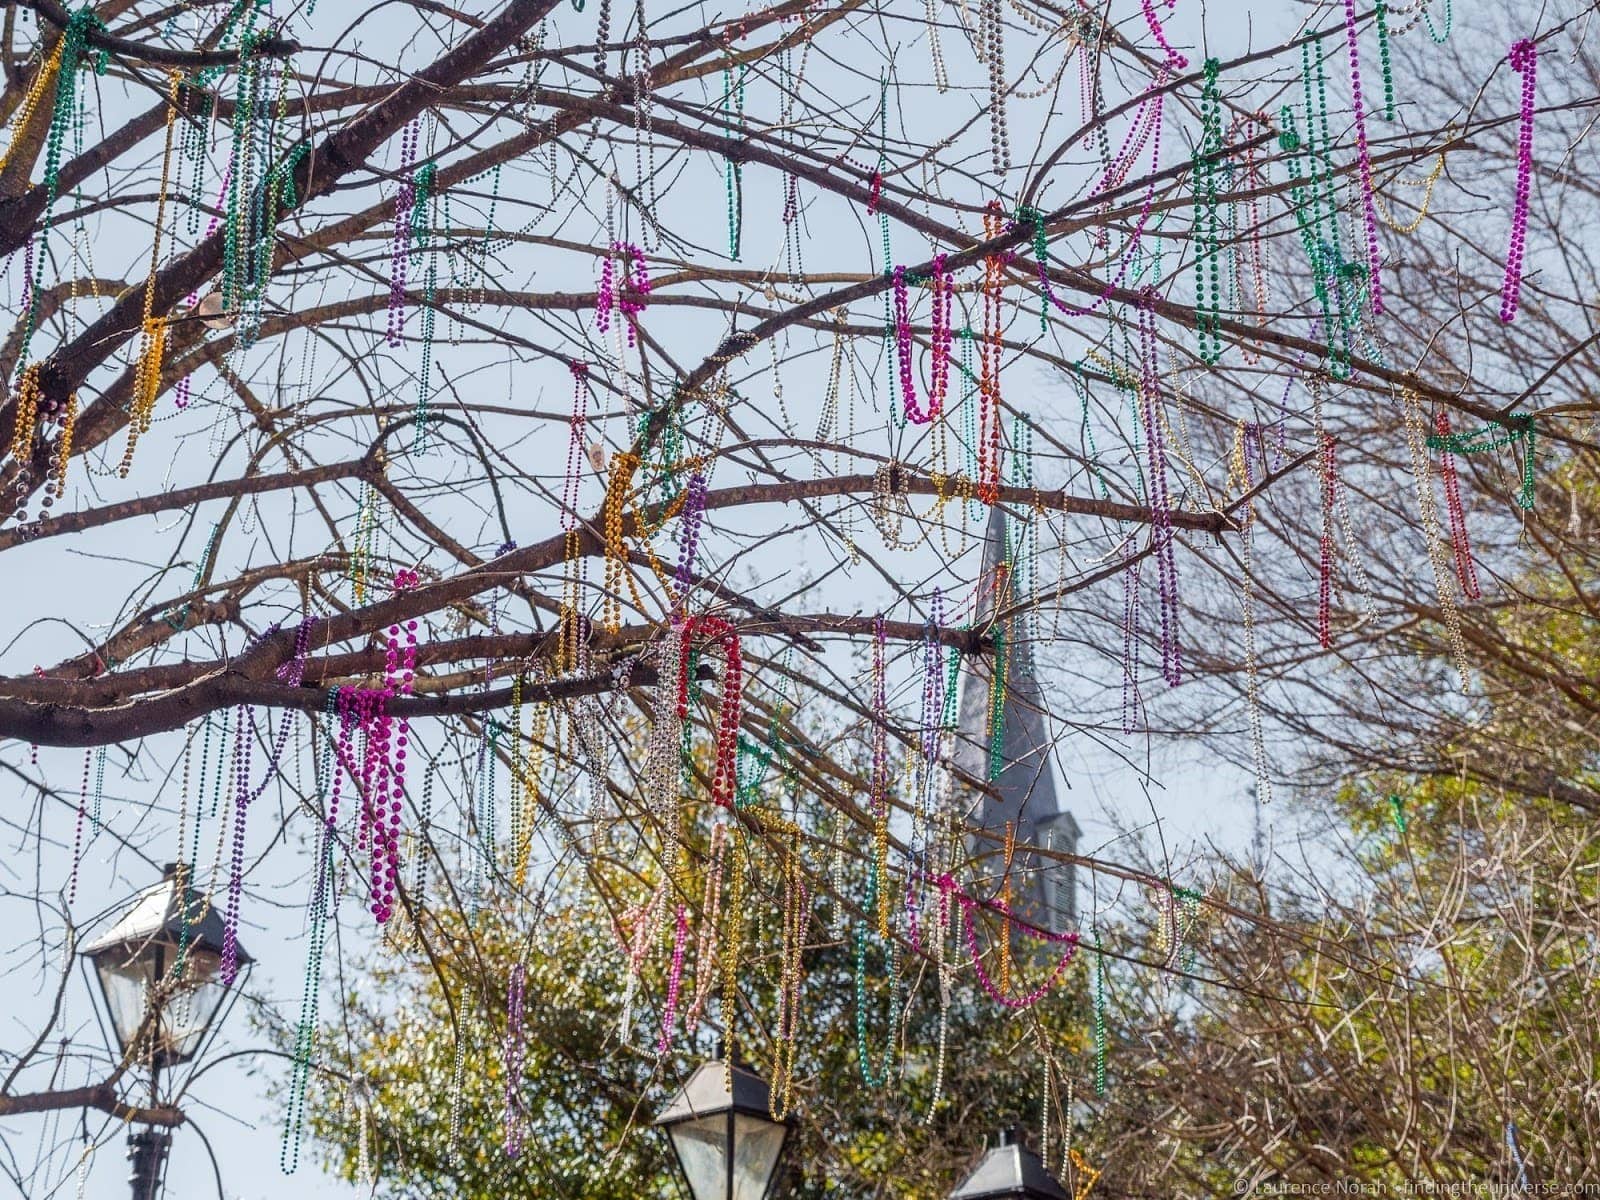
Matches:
[[121, 72, 183, 477]]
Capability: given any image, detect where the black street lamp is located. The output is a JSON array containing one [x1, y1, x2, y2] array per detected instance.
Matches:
[[80, 863, 252, 1200], [947, 1128, 1070, 1200], [653, 1056, 791, 1200]]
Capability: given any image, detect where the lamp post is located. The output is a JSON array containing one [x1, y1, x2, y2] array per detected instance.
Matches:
[[947, 1128, 1070, 1200], [80, 863, 252, 1200], [653, 1056, 791, 1200]]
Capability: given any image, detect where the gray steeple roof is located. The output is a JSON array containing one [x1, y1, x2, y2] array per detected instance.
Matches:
[[955, 505, 1079, 930]]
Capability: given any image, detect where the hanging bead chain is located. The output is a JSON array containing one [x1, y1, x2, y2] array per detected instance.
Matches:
[[282, 725, 336, 1170], [679, 614, 744, 809], [220, 705, 254, 985], [1031, 73, 1169, 320], [685, 821, 728, 1032], [7, 364, 42, 490], [980, 0, 1009, 174], [1342, 0, 1385, 314], [853, 882, 899, 1088], [15, 9, 105, 366], [721, 62, 746, 260], [1500, 38, 1538, 323], [720, 826, 745, 1082], [121, 71, 183, 477], [1092, 929, 1108, 1093], [1137, 292, 1181, 686], [1433, 412, 1481, 601], [1318, 432, 1337, 649], [1399, 388, 1469, 686], [1425, 412, 1536, 510], [560, 363, 590, 673], [503, 962, 526, 1157], [67, 747, 91, 903], [0, 36, 66, 179], [386, 120, 421, 347], [657, 904, 689, 1054], [411, 162, 439, 450], [978, 204, 1007, 504], [769, 832, 806, 1121], [868, 615, 893, 937], [908, 873, 1082, 1009], [40, 392, 76, 511], [1120, 540, 1143, 734], [1192, 58, 1225, 365]]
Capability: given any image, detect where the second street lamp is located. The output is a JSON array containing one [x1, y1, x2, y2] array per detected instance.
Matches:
[[947, 1128, 1070, 1200], [80, 862, 252, 1200], [653, 1055, 790, 1200]]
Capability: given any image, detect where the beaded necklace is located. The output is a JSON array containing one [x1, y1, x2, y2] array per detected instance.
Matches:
[[1136, 293, 1180, 686], [1192, 59, 1225, 364], [1277, 100, 1352, 378], [678, 614, 744, 809], [769, 836, 806, 1121], [560, 363, 590, 673], [969, 0, 1010, 174], [1500, 39, 1538, 323], [870, 616, 891, 936], [722, 62, 746, 260], [1340, 0, 1385, 314], [657, 903, 689, 1054], [853, 873, 899, 1088], [220, 705, 253, 985], [386, 121, 421, 347], [684, 822, 728, 1034], [1399, 388, 1469, 686], [282, 727, 336, 1173], [411, 162, 439, 449], [503, 962, 526, 1156], [1317, 432, 1337, 648], [1030, 73, 1169, 321], [1425, 412, 1535, 510], [122, 72, 183, 478], [1431, 412, 1480, 601], [978, 204, 1007, 504], [13, 8, 106, 368], [907, 873, 1081, 1009], [1119, 540, 1142, 734]]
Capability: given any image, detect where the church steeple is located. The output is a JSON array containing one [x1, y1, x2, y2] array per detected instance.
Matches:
[[955, 504, 1079, 930]]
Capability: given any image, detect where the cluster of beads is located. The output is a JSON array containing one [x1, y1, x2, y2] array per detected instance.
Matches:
[[1500, 38, 1538, 322], [596, 241, 651, 345]]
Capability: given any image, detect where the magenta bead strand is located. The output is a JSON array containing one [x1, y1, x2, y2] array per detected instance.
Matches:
[[1501, 39, 1538, 322]]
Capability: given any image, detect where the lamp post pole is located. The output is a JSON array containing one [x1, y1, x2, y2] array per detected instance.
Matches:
[[127, 1129, 171, 1200]]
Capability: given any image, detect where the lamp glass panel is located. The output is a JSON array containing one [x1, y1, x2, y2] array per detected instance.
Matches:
[[92, 949, 159, 1053], [732, 1114, 786, 1200], [666, 1114, 730, 1200], [93, 941, 228, 1064]]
